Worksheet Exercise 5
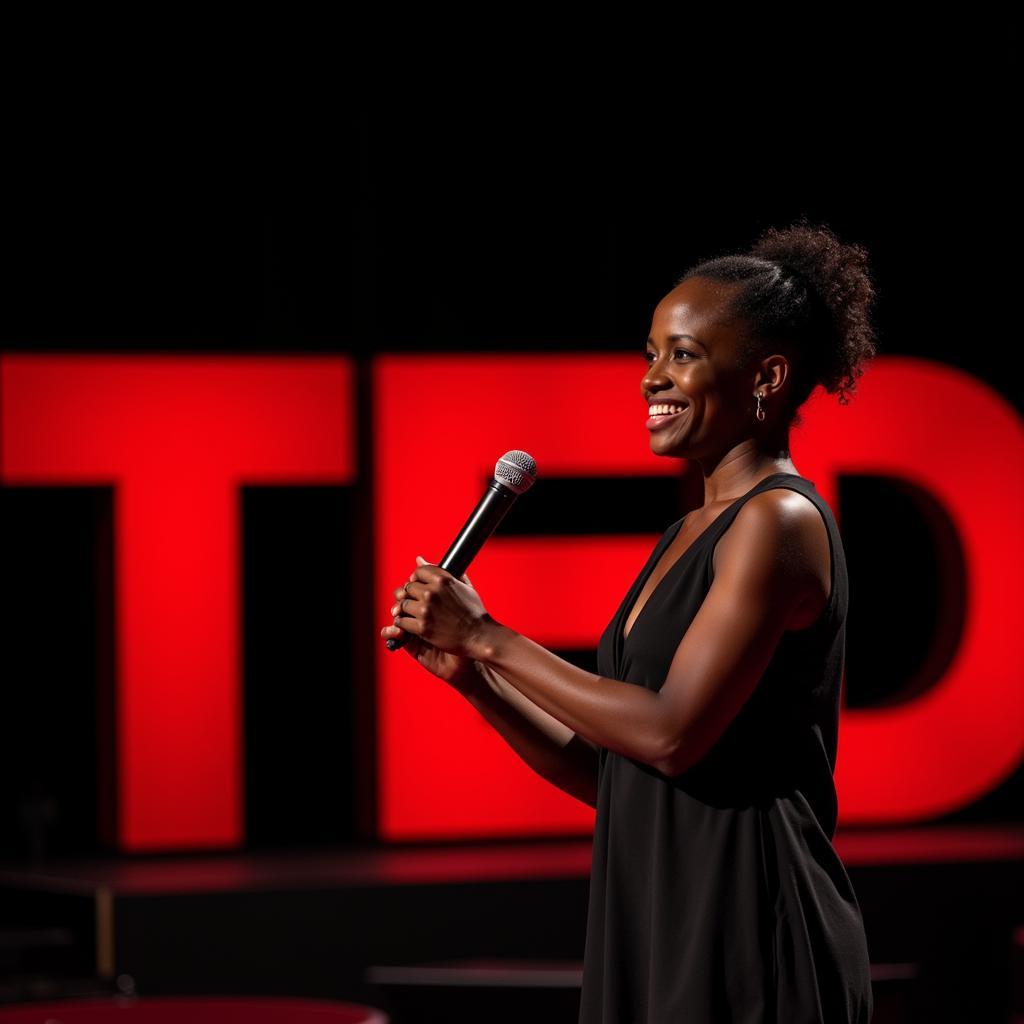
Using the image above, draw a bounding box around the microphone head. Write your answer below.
[495,450,537,495]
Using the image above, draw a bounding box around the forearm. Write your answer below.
[462,660,599,808]
[472,620,674,772]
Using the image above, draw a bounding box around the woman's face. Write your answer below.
[642,276,759,460]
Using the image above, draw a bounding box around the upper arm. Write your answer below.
[653,489,823,777]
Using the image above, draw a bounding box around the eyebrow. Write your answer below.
[646,333,707,352]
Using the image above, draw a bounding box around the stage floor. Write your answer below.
[1,824,1022,895]
[1,826,1021,1024]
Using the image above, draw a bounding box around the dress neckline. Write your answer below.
[620,473,811,645]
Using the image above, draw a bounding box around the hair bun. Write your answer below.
[772,257,810,286]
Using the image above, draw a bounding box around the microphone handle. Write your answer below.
[385,480,520,652]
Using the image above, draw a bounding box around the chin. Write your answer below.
[651,443,687,459]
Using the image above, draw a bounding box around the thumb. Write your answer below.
[417,553,470,585]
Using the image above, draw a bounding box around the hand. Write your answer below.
[380,556,487,693]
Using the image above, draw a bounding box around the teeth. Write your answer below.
[649,404,686,416]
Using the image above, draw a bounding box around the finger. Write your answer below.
[390,593,422,617]
[390,584,409,616]
[393,612,421,635]
[381,623,423,657]
[393,585,421,614]
[413,564,450,583]
[414,554,441,579]
[415,554,458,586]
[401,632,424,658]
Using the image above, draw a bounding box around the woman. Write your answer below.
[380,220,877,1023]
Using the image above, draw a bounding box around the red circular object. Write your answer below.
[0,996,389,1024]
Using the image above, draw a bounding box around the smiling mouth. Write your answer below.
[646,406,688,431]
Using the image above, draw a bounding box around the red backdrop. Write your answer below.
[2,353,1021,850]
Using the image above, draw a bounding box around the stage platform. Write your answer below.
[1,826,1021,1024]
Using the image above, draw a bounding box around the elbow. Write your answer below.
[653,709,715,777]
[653,728,689,778]
[650,691,694,777]
[655,752,687,779]
[657,725,721,778]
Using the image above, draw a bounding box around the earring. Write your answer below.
[755,392,766,422]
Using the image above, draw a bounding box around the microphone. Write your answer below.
[385,450,538,652]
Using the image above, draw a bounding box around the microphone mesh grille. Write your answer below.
[495,450,537,494]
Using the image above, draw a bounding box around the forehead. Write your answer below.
[649,277,745,346]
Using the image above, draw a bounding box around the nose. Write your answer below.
[643,356,671,392]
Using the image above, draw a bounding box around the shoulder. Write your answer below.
[739,486,826,539]
[711,486,830,602]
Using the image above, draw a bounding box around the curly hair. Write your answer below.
[675,217,879,429]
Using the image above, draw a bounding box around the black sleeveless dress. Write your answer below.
[578,473,873,1024]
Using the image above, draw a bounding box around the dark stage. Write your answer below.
[2,826,1022,1023]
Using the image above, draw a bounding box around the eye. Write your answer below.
[645,349,694,362]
